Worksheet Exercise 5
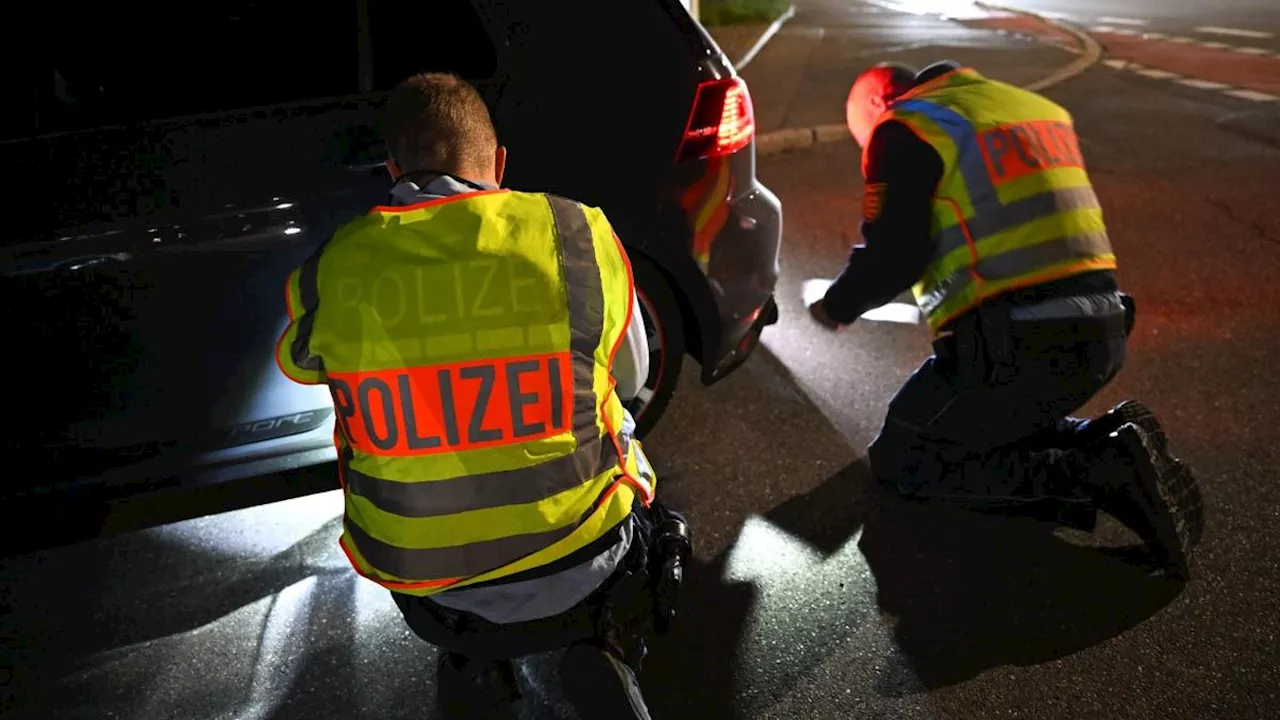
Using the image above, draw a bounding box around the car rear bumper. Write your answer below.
[699,177,782,385]
[706,293,778,383]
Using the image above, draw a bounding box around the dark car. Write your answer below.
[4,0,782,509]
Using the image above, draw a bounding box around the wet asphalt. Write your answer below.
[4,3,1280,720]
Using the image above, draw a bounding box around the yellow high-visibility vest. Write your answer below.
[868,67,1117,333]
[276,188,654,596]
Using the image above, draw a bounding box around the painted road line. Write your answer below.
[1097,16,1147,26]
[1177,78,1231,90]
[1098,59,1279,103]
[1222,88,1280,102]
[1193,26,1273,39]
[1103,30,1280,58]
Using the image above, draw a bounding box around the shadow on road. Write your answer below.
[1,447,1186,717]
[764,458,1187,695]
[860,495,1186,694]
[641,474,761,720]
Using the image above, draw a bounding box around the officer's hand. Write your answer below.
[808,298,843,330]
[803,278,842,330]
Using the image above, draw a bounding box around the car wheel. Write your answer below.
[623,255,684,439]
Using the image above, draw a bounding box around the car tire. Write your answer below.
[624,254,684,439]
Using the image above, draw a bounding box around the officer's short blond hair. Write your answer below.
[383,72,497,177]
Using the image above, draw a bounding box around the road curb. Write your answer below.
[976,2,1102,92]
[754,2,1103,157]
[736,4,798,70]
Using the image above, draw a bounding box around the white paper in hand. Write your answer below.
[802,278,833,307]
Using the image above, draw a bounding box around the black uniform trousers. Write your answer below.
[392,498,659,665]
[868,296,1131,526]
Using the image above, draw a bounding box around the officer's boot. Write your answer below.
[1079,423,1204,581]
[435,652,522,720]
[558,640,652,720]
[1074,400,1167,453]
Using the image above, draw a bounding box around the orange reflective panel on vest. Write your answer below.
[977,120,1086,186]
[328,352,574,456]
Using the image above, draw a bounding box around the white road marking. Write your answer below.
[1234,47,1273,55]
[1166,36,1197,43]
[1097,16,1147,26]
[1200,41,1231,49]
[1100,58,1277,103]
[1176,78,1230,90]
[1222,88,1280,101]
[1194,26,1274,39]
[1141,32,1167,39]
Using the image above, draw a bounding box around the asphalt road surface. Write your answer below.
[1003,0,1280,40]
[4,3,1280,720]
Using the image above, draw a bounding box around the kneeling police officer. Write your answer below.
[276,72,692,719]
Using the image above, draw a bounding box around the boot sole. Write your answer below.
[1116,404,1205,549]
[1167,459,1206,550]
[1125,425,1194,580]
[1112,401,1167,456]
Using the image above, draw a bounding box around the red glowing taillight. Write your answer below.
[675,77,756,162]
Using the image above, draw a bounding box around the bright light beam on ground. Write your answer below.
[859,302,922,324]
[803,279,921,324]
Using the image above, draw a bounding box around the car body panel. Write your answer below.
[6,0,782,502]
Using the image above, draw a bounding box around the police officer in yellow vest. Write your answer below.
[276,72,691,719]
[807,61,1204,579]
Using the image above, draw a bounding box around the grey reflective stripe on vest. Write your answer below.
[891,99,1103,256]
[290,249,325,372]
[344,435,618,517]
[934,186,1101,255]
[344,516,578,581]
[546,195,608,452]
[918,230,1112,314]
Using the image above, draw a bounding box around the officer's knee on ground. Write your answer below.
[867,430,923,498]
[865,422,936,497]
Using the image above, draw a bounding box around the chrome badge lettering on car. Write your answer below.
[224,408,333,447]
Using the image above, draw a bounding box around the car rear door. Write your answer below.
[2,1,390,496]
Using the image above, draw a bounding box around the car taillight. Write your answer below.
[675,77,756,162]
